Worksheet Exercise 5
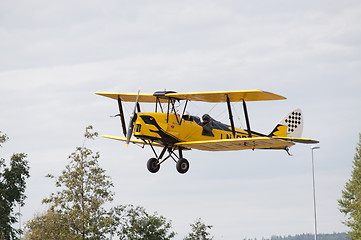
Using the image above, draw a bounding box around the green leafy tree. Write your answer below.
[0,131,30,239]
[338,133,361,239]
[25,126,175,240]
[116,205,175,240]
[184,218,213,240]
[24,209,78,240]
[26,125,117,239]
[0,131,9,147]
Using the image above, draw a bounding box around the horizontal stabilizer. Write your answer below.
[273,137,319,144]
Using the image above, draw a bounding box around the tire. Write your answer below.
[147,158,160,173]
[176,158,189,174]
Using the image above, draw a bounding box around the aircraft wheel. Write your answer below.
[147,158,160,173]
[176,158,189,174]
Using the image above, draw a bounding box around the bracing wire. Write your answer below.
[206,102,219,115]
[232,102,244,129]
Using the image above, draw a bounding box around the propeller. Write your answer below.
[126,88,141,147]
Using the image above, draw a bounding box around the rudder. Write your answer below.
[269,109,303,138]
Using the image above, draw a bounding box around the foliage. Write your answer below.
[184,218,213,240]
[0,132,30,239]
[242,232,349,240]
[0,131,9,147]
[338,133,361,239]
[269,232,349,239]
[116,205,176,240]
[24,209,79,240]
[25,125,175,240]
[26,125,116,239]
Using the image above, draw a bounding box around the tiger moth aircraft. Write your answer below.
[95,90,319,174]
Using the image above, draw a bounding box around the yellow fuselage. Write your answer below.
[134,112,262,145]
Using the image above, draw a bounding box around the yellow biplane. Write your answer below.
[95,90,319,174]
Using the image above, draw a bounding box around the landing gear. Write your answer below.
[147,158,160,173]
[146,143,190,174]
[176,158,189,174]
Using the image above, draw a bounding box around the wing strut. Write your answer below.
[226,95,236,138]
[117,96,127,137]
[179,100,189,125]
[137,102,141,113]
[242,99,252,137]
[170,99,180,124]
[166,99,170,123]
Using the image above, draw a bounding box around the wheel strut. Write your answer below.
[146,144,190,174]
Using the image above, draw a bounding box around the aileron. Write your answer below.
[166,90,286,102]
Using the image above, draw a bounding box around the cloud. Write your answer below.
[1,1,361,239]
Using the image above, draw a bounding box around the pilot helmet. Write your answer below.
[183,111,190,120]
[202,114,211,122]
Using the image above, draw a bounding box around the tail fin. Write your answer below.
[269,109,303,138]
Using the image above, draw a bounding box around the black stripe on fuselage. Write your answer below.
[139,115,180,144]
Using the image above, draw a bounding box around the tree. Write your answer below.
[24,209,79,240]
[116,205,176,240]
[184,218,213,240]
[26,125,117,239]
[0,131,30,239]
[25,125,176,239]
[338,133,361,239]
[0,131,9,147]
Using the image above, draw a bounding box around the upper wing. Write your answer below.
[166,90,286,102]
[95,92,168,103]
[175,137,294,151]
[95,90,285,103]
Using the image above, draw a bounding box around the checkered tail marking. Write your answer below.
[279,108,304,138]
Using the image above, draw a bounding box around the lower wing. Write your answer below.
[102,135,317,152]
[175,137,295,151]
[101,135,164,147]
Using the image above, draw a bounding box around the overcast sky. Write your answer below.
[1,0,361,239]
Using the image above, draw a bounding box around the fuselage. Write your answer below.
[134,112,264,146]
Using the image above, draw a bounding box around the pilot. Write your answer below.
[202,114,212,125]
[201,114,214,136]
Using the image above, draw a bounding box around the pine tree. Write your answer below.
[338,133,361,239]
